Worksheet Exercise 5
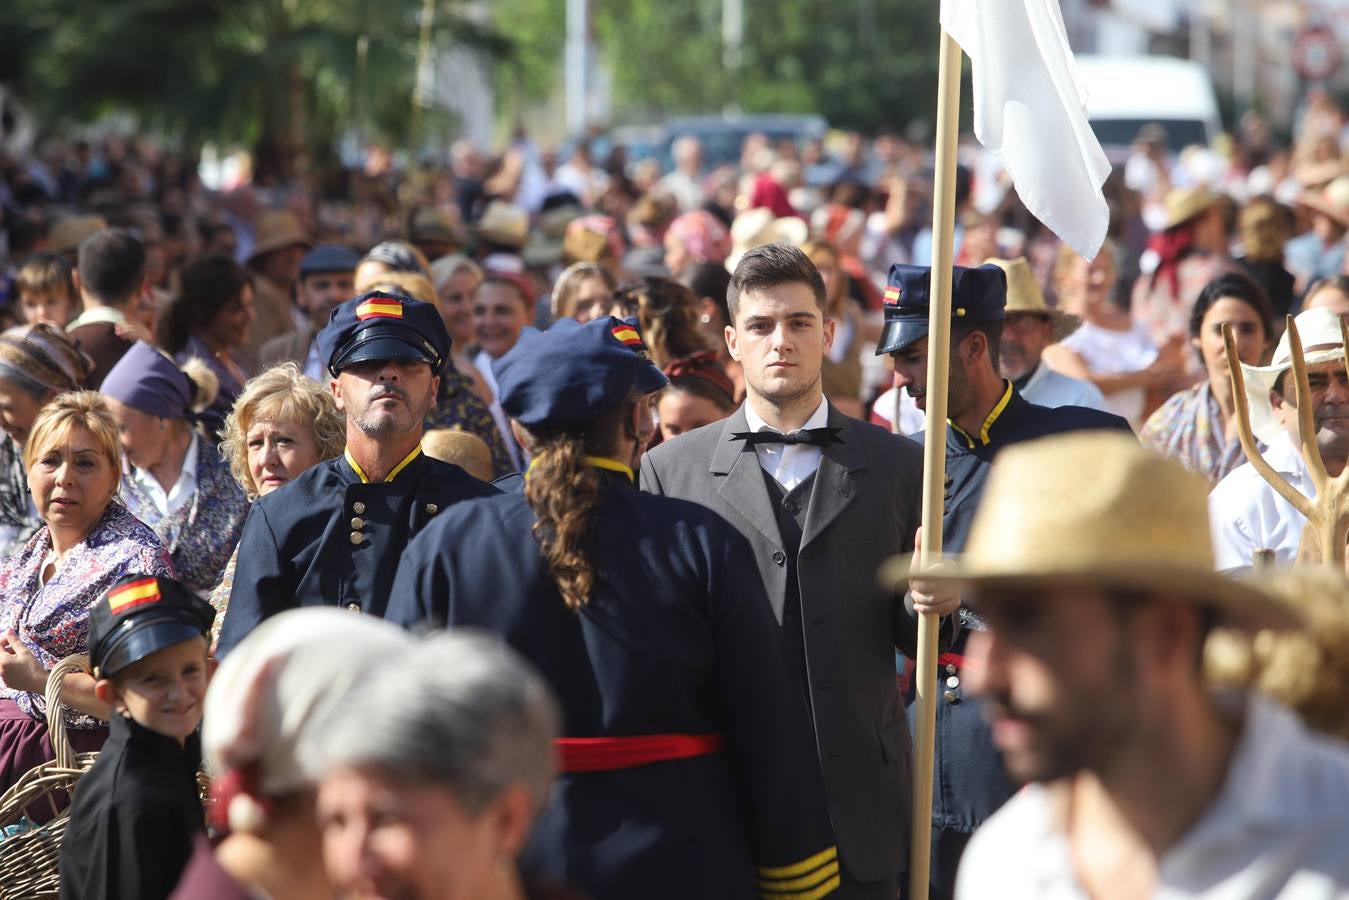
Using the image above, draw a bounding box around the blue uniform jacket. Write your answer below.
[913,384,1132,832]
[388,469,841,900]
[217,447,496,656]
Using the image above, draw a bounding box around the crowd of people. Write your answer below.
[0,91,1346,899]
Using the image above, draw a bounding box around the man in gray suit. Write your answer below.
[641,243,959,898]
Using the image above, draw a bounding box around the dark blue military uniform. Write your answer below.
[878,263,1133,898]
[217,447,495,655]
[388,317,840,900]
[216,291,498,656]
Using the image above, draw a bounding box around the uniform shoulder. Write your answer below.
[1025,399,1131,435]
[254,457,344,510]
[422,456,502,497]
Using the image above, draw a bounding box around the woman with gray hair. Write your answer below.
[313,631,585,900]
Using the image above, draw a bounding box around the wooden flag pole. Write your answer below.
[909,24,963,900]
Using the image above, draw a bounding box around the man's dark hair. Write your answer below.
[77,228,145,306]
[953,320,1004,370]
[727,242,826,322]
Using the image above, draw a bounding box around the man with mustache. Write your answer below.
[217,291,496,655]
[894,432,1349,898]
[879,263,1128,900]
[1210,306,1349,568]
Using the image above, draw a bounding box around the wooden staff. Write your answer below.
[1223,316,1349,566]
[909,24,964,900]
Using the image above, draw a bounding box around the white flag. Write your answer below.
[941,0,1111,260]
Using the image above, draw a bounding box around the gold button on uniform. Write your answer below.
[943,690,958,704]
[946,675,960,689]
[349,532,363,545]
[424,503,438,515]
[352,501,366,514]
[351,517,365,530]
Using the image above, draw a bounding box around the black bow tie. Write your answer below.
[731,427,843,448]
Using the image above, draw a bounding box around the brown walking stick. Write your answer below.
[1224,316,1349,566]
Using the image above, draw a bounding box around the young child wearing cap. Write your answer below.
[59,574,216,900]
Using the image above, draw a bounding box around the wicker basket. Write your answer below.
[0,654,98,900]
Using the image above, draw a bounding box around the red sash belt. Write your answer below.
[556,733,724,773]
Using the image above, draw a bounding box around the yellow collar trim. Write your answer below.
[524,455,635,483]
[949,381,1014,449]
[585,456,635,482]
[345,445,422,484]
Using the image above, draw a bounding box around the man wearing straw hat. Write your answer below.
[1209,305,1349,569]
[877,262,1129,900]
[242,209,311,371]
[885,432,1349,898]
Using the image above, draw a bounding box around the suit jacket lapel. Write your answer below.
[802,406,866,548]
[710,407,782,551]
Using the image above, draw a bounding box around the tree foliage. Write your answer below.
[492,0,945,133]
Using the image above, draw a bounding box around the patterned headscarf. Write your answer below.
[666,210,732,266]
[0,323,93,395]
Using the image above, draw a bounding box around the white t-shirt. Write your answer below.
[1056,320,1157,429]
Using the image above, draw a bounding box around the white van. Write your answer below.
[1073,55,1222,160]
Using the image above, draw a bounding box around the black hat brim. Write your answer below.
[332,333,441,375]
[876,317,930,355]
[98,621,207,678]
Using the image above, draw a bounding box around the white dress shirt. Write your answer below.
[743,397,830,492]
[956,694,1349,899]
[1208,431,1313,571]
[474,349,525,472]
[1020,364,1108,412]
[132,432,199,519]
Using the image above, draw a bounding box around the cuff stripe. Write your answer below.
[759,860,840,893]
[757,845,838,880]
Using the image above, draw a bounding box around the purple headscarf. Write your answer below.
[100,341,195,421]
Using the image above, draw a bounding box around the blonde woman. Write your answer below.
[210,364,345,638]
[0,392,173,792]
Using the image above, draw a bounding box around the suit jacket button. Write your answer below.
[350,531,364,545]
[352,501,366,515]
[783,501,799,514]
[351,517,365,530]
[771,550,787,566]
[425,503,439,515]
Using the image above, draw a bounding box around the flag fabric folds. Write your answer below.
[940,0,1112,260]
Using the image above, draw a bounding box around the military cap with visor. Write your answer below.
[89,574,216,679]
[876,263,1008,356]
[494,316,667,429]
[316,290,450,377]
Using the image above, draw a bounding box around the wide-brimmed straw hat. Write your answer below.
[1161,185,1222,231]
[248,210,311,261]
[986,257,1079,342]
[727,207,808,272]
[880,432,1298,632]
[1297,175,1349,231]
[1239,306,1347,446]
[476,200,530,250]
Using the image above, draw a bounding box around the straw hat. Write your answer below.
[880,432,1297,632]
[1297,175,1349,231]
[49,214,107,256]
[522,203,584,268]
[986,257,1079,342]
[726,207,809,271]
[248,210,311,261]
[407,206,466,247]
[1161,185,1222,231]
[476,200,530,250]
[1238,306,1347,446]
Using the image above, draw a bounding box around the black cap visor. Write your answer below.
[97,620,208,678]
[877,316,930,356]
[331,328,442,375]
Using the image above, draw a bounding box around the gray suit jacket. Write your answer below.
[641,403,924,883]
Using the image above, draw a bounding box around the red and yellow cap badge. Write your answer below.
[611,322,643,348]
[107,577,163,614]
[355,297,405,320]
